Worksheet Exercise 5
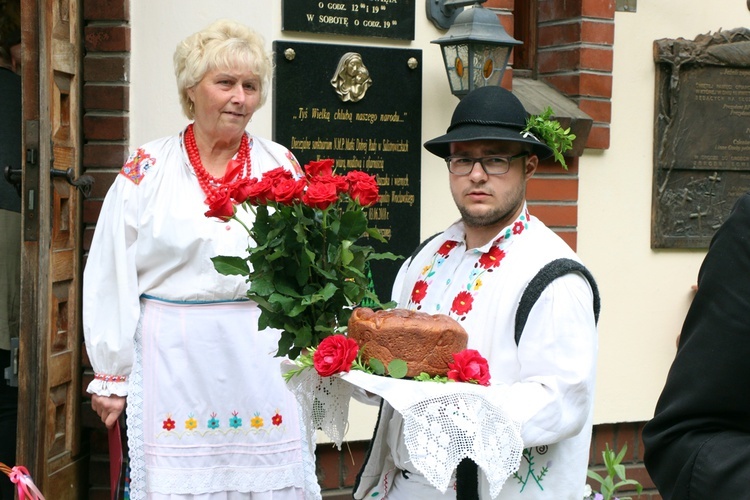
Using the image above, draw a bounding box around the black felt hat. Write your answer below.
[424,86,553,160]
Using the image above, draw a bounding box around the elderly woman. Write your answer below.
[84,20,320,499]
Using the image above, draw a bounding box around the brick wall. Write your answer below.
[81,1,131,499]
[317,422,662,499]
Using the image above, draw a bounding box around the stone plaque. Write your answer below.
[282,0,415,40]
[652,28,750,248]
[273,41,422,301]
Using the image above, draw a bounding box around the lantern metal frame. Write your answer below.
[430,1,521,99]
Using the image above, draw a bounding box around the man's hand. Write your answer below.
[91,394,126,429]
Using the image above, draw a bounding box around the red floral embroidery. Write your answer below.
[120,148,155,185]
[437,240,459,256]
[272,412,283,426]
[163,417,176,431]
[451,291,474,316]
[478,246,506,269]
[411,280,429,303]
[513,221,525,235]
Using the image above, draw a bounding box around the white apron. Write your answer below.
[127,297,309,499]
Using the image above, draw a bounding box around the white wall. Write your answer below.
[579,1,750,423]
[130,1,750,435]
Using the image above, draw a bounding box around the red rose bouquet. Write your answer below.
[210,159,399,358]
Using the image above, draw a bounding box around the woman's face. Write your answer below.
[187,66,261,142]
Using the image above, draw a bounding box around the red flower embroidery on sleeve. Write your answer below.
[478,246,506,269]
[437,241,459,256]
[411,280,429,304]
[451,291,474,316]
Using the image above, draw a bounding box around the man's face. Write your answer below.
[448,139,537,231]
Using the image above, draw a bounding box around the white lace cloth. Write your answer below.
[284,366,523,498]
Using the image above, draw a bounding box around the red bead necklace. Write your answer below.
[184,123,251,206]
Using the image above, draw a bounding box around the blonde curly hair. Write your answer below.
[173,19,272,119]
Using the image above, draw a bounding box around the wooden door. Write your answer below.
[17,0,86,496]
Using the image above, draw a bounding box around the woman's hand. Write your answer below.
[91,394,126,429]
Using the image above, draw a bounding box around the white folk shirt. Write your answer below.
[355,207,598,500]
[83,131,302,396]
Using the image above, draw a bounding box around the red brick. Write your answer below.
[582,0,616,19]
[83,143,130,169]
[580,46,613,72]
[528,203,577,227]
[84,84,129,111]
[484,0,513,8]
[83,114,128,141]
[586,124,610,149]
[539,0,580,20]
[578,98,611,122]
[316,445,342,489]
[527,177,579,202]
[538,47,580,73]
[83,199,103,224]
[82,171,118,198]
[83,0,130,21]
[538,22,581,47]
[582,19,615,45]
[579,72,612,98]
[85,26,130,52]
[536,157,579,174]
[554,230,577,250]
[83,227,95,252]
[84,55,129,83]
[540,74,581,97]
[342,441,369,486]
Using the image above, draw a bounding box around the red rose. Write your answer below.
[330,174,350,194]
[263,166,295,183]
[244,177,274,205]
[302,178,340,209]
[347,170,380,206]
[273,178,306,204]
[450,290,474,316]
[204,189,235,220]
[478,246,506,269]
[305,158,335,178]
[313,334,359,377]
[447,349,491,386]
[230,176,259,204]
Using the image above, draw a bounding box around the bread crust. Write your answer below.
[347,307,468,377]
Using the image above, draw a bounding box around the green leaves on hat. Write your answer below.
[522,107,576,169]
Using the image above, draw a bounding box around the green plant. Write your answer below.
[586,443,643,500]
[522,106,576,169]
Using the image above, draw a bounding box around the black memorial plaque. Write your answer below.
[282,0,415,40]
[652,28,750,248]
[273,41,422,301]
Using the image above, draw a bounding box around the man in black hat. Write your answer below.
[354,86,599,499]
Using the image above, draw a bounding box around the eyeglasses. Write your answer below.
[445,153,528,176]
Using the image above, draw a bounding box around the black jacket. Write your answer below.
[643,193,750,499]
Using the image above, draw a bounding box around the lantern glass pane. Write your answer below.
[468,44,511,90]
[441,43,470,96]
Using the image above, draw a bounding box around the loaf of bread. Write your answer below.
[347,307,468,377]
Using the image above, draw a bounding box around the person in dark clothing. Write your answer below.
[0,3,21,498]
[643,192,750,499]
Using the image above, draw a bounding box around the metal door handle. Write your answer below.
[3,165,22,196]
[50,167,94,198]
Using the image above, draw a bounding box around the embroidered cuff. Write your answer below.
[87,373,129,397]
[94,373,128,383]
